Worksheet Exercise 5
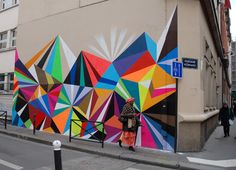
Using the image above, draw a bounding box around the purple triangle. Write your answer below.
[113,51,146,76]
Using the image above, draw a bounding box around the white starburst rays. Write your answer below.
[89,28,136,61]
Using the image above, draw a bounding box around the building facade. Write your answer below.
[13,0,231,151]
[232,41,236,100]
[0,0,19,93]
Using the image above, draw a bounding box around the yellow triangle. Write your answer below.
[73,106,87,119]
[43,127,55,133]
[143,90,175,111]
[152,65,176,89]
[39,86,47,96]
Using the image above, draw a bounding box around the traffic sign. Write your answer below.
[171,61,182,79]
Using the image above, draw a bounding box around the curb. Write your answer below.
[0,128,200,170]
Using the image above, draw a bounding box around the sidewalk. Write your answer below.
[184,121,236,169]
[0,123,235,170]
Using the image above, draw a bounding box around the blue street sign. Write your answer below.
[172,61,183,79]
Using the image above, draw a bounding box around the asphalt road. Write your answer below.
[0,133,174,170]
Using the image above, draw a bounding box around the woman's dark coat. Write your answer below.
[219,107,230,126]
[120,103,137,132]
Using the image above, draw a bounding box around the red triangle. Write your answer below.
[28,104,46,128]
[123,51,155,76]
[83,51,111,85]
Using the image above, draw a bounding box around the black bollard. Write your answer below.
[33,114,36,135]
[53,140,62,170]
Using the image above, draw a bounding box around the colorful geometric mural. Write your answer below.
[13,9,177,151]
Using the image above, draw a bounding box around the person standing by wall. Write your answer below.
[219,103,234,137]
[118,97,138,151]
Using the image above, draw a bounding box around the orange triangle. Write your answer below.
[105,116,122,129]
[122,65,155,82]
[52,108,71,134]
[25,38,54,69]
[90,89,113,118]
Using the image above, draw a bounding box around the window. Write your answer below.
[10,29,16,47]
[0,32,7,50]
[0,74,4,90]
[1,0,18,10]
[0,74,4,81]
[8,72,13,90]
[13,0,18,5]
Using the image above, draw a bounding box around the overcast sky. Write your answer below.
[230,1,236,40]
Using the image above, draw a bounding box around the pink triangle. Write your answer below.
[141,115,157,148]
[20,86,38,101]
[15,50,19,61]
[48,85,62,115]
[152,88,175,98]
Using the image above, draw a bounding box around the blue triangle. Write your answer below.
[95,64,119,90]
[17,117,24,127]
[158,64,171,75]
[63,109,73,133]
[84,122,95,136]
[45,37,59,74]
[121,79,140,110]
[114,33,148,62]
[158,48,178,63]
[12,109,19,126]
[145,33,157,61]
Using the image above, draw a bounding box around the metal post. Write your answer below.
[69,120,72,142]
[53,140,62,170]
[102,122,104,148]
[33,113,36,135]
[4,111,7,129]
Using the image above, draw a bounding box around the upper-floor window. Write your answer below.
[0,73,4,81]
[0,32,7,50]
[1,0,18,10]
[10,29,16,47]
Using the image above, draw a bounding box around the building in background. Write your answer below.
[0,0,19,93]
[8,0,232,152]
[231,40,236,100]
[220,0,232,106]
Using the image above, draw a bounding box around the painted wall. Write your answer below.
[13,0,178,151]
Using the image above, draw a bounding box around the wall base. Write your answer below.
[177,112,218,152]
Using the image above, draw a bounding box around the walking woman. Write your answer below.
[219,103,234,137]
[118,97,138,151]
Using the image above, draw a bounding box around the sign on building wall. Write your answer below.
[171,61,183,79]
[182,58,198,69]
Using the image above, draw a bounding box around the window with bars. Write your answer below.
[10,29,16,47]
[1,0,18,10]
[0,74,4,90]
[8,72,14,90]
[0,32,7,50]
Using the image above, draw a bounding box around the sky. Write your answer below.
[230,1,236,40]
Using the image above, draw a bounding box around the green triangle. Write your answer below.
[141,66,156,81]
[71,112,82,136]
[139,82,150,112]
[24,119,32,128]
[15,71,37,85]
[51,37,62,82]
[80,55,85,86]
[58,86,71,105]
